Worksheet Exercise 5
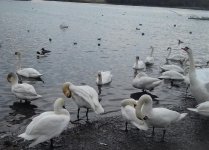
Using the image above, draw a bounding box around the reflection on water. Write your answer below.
[8,102,37,125]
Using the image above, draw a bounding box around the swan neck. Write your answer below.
[166,48,171,59]
[150,47,154,56]
[187,50,196,76]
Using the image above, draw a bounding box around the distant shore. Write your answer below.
[44,0,209,11]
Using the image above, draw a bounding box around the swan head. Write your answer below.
[98,71,102,78]
[121,99,137,108]
[54,98,65,110]
[15,51,21,58]
[136,56,139,60]
[7,72,18,83]
[62,82,72,98]
[181,47,190,53]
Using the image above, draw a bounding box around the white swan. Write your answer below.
[15,52,42,78]
[187,101,209,117]
[18,98,70,148]
[166,47,187,64]
[7,72,42,102]
[145,46,154,65]
[135,94,187,140]
[132,72,162,92]
[133,56,146,71]
[121,99,148,131]
[62,82,104,120]
[182,47,209,103]
[159,70,185,81]
[96,71,113,85]
[160,64,184,73]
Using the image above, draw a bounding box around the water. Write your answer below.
[0,0,209,134]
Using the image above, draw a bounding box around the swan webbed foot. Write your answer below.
[77,108,80,120]
[125,122,128,132]
[161,129,166,142]
[86,108,89,121]
[152,127,155,136]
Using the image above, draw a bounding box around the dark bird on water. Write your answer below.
[49,38,52,42]
[178,39,184,45]
[98,43,101,46]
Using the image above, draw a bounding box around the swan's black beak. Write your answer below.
[63,105,66,109]
[143,116,148,120]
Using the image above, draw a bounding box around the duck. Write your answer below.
[18,98,70,148]
[7,72,42,102]
[133,56,146,71]
[166,47,187,64]
[132,72,162,92]
[145,46,154,65]
[121,99,148,131]
[160,64,184,73]
[96,71,113,85]
[62,82,104,121]
[15,52,43,78]
[182,47,209,103]
[135,94,187,140]
[41,48,51,54]
[187,101,209,117]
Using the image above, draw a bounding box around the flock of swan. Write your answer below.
[5,45,209,148]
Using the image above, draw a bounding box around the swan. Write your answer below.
[18,98,70,148]
[135,94,187,140]
[15,52,42,78]
[159,70,185,81]
[121,99,148,131]
[62,82,104,121]
[166,47,187,64]
[160,64,184,73]
[96,71,113,85]
[132,72,162,92]
[187,101,209,117]
[7,72,42,102]
[182,47,209,103]
[133,56,146,71]
[145,46,154,65]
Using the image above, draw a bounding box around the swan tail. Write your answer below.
[29,136,48,147]
[131,121,148,131]
[177,113,188,121]
[187,108,198,112]
[95,104,104,114]
[153,80,162,86]
[18,133,35,141]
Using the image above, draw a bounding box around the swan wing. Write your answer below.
[17,68,42,77]
[72,85,104,113]
[13,83,38,96]
[25,114,69,136]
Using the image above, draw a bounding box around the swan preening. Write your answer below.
[133,56,146,71]
[145,46,154,65]
[15,52,42,78]
[18,98,70,147]
[132,72,162,91]
[96,71,113,85]
[62,82,104,120]
[121,99,148,131]
[135,94,187,140]
[187,101,209,117]
[7,72,42,102]
[182,47,209,103]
